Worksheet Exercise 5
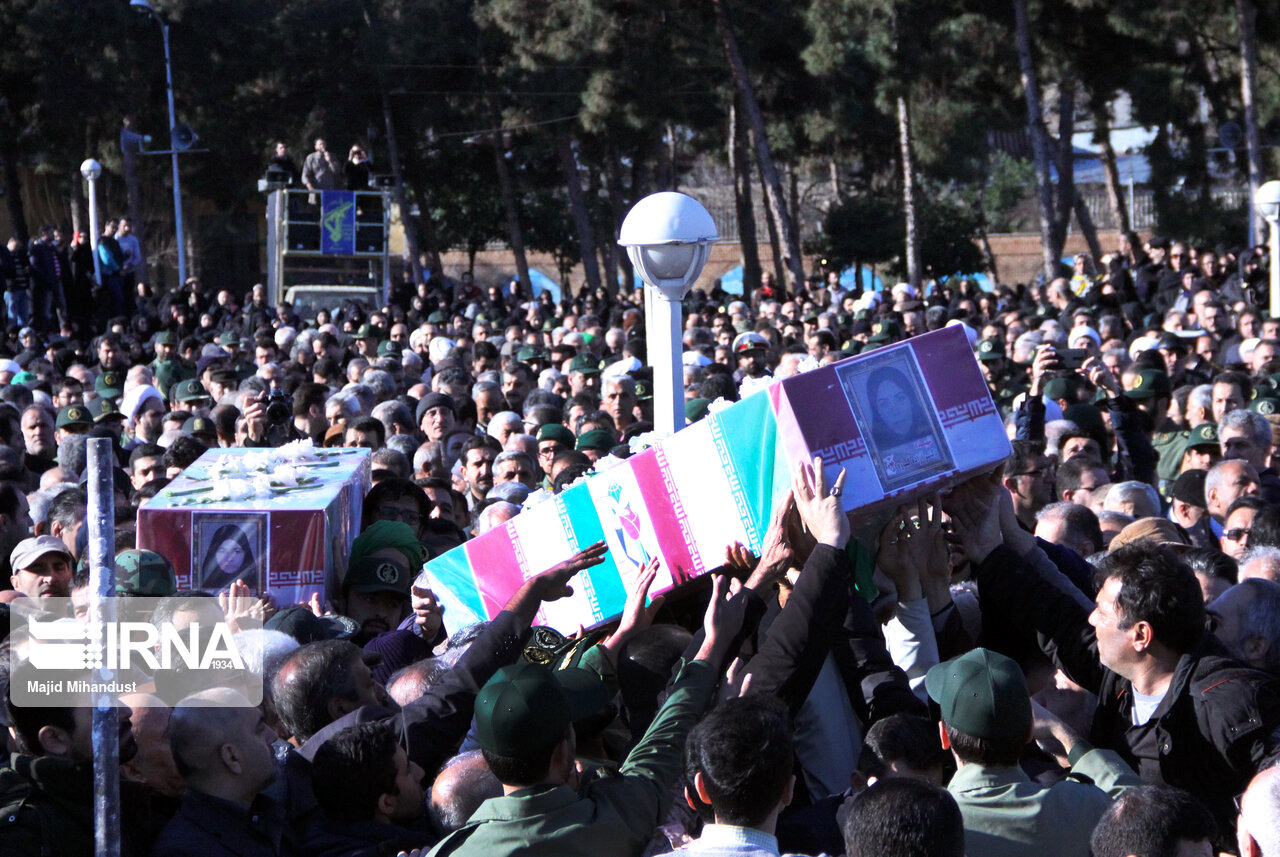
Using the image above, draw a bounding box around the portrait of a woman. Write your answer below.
[842,356,953,491]
[196,519,263,592]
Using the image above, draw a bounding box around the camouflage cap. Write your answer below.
[115,549,178,597]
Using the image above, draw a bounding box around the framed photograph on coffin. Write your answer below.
[191,512,268,593]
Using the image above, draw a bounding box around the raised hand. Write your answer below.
[507,541,609,621]
[603,558,666,659]
[878,494,944,602]
[696,574,749,666]
[793,456,849,549]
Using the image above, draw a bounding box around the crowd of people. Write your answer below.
[0,230,1279,857]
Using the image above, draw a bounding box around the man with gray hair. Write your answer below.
[325,390,362,426]
[1239,547,1280,584]
[360,368,397,402]
[1034,502,1103,559]
[486,411,522,447]
[1220,408,1280,503]
[371,399,415,440]
[154,688,284,857]
[1205,458,1261,532]
[1102,481,1161,520]
[1238,765,1280,857]
[476,500,521,535]
[1209,579,1280,675]
[1186,384,1214,427]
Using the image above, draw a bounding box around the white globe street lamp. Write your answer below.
[80,159,103,286]
[1256,180,1280,319]
[619,192,720,434]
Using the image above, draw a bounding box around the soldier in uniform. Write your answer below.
[976,337,1025,416]
[149,331,195,399]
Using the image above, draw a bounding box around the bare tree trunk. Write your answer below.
[829,156,842,201]
[555,127,602,295]
[711,0,806,294]
[393,134,442,280]
[1072,191,1103,262]
[1051,83,1075,256]
[380,89,424,288]
[605,149,630,294]
[757,157,786,289]
[69,186,83,237]
[730,101,762,296]
[489,120,530,297]
[898,94,922,289]
[975,151,999,278]
[1238,0,1264,245]
[1012,0,1057,281]
[1095,107,1130,235]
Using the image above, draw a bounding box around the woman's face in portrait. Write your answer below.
[876,379,913,437]
[215,539,245,575]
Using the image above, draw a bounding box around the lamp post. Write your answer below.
[1256,180,1280,318]
[131,0,187,288]
[618,192,720,434]
[80,159,103,286]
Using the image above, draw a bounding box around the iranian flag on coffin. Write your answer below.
[421,325,1009,633]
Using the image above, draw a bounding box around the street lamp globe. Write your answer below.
[1256,180,1280,222]
[80,159,102,181]
[618,192,720,299]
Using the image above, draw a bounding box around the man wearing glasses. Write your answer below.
[1002,439,1055,530]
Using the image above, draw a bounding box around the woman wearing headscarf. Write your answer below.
[198,523,259,592]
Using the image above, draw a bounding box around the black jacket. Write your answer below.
[975,544,1280,838]
[268,608,529,844]
[152,788,291,857]
[305,817,432,857]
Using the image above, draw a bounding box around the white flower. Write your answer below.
[627,430,669,453]
[210,479,256,502]
[243,451,276,473]
[251,475,276,496]
[271,464,300,487]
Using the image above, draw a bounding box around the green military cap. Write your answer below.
[175,378,212,403]
[569,354,601,375]
[209,368,238,385]
[56,404,92,430]
[426,311,446,324]
[542,318,557,333]
[377,340,398,358]
[867,319,902,343]
[803,311,819,324]
[10,371,36,387]
[356,323,378,341]
[115,550,178,597]
[976,337,1005,362]
[1184,423,1219,451]
[88,397,124,424]
[474,661,609,756]
[217,331,241,347]
[536,424,575,446]
[343,556,411,598]
[516,346,542,363]
[1124,369,1172,400]
[154,331,176,346]
[184,416,217,438]
[95,371,123,400]
[1251,396,1280,416]
[575,429,617,452]
[1044,375,1085,401]
[631,370,653,401]
[685,398,711,423]
[925,647,1031,742]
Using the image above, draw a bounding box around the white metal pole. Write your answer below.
[162,21,187,289]
[87,177,102,286]
[1269,217,1279,320]
[648,287,685,435]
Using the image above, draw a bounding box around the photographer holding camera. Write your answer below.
[242,388,303,448]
